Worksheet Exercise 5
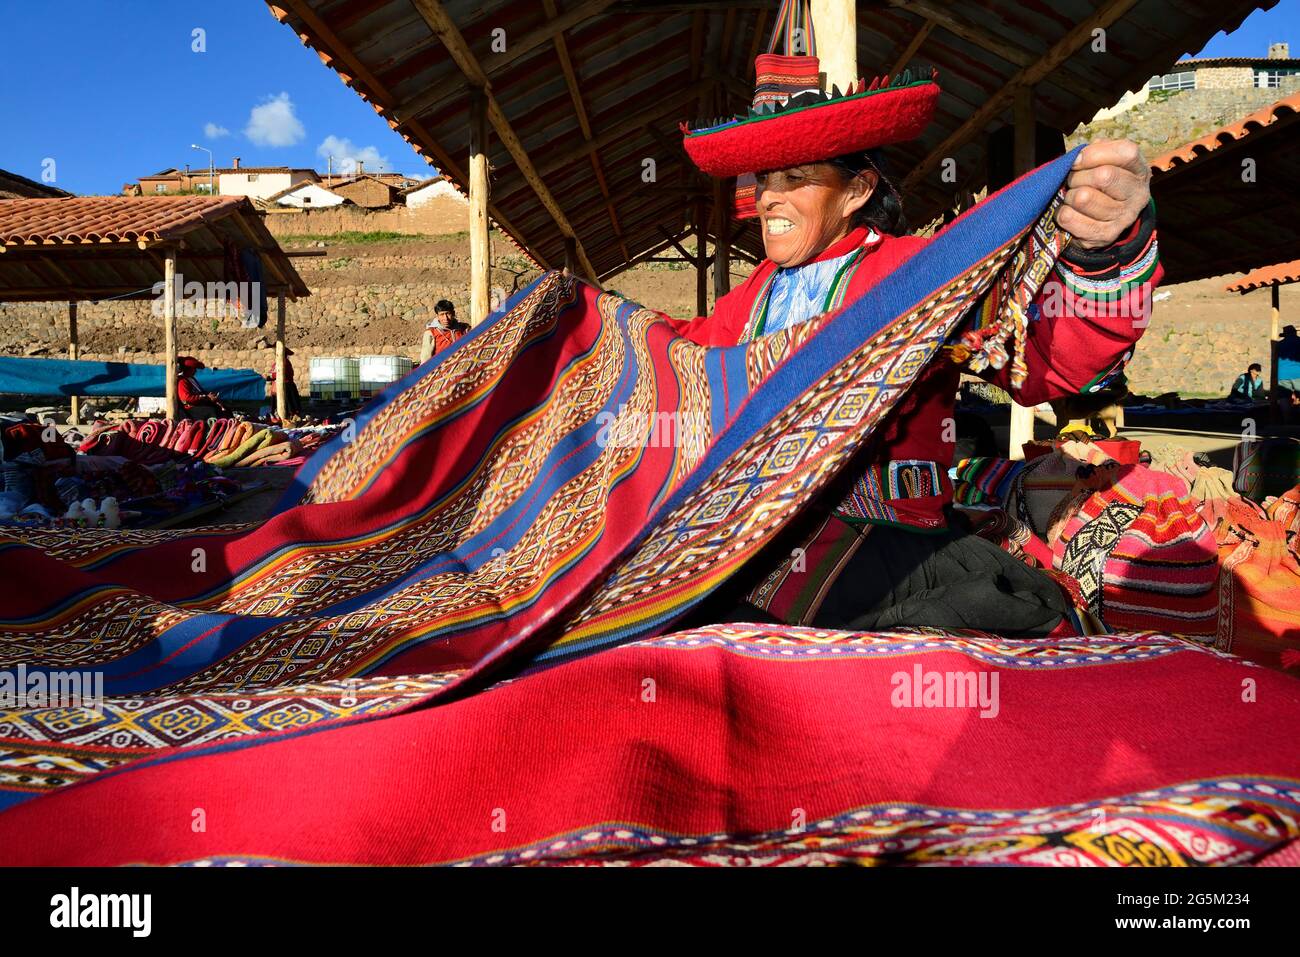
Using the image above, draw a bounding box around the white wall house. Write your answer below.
[403,177,467,208]
[270,181,347,208]
[215,163,320,201]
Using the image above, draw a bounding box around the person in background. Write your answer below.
[420,299,470,362]
[267,348,302,418]
[1276,326,1300,423]
[1229,363,1264,402]
[176,356,228,419]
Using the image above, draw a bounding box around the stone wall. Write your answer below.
[263,196,469,238]
[1069,75,1300,157]
[1196,66,1257,90]
[0,232,1289,402]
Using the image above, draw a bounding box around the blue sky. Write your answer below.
[0,0,423,195]
[0,0,1297,196]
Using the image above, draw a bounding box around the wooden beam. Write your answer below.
[543,0,630,264]
[409,0,600,283]
[656,224,699,265]
[896,0,1032,67]
[694,197,708,315]
[68,301,80,426]
[393,0,619,123]
[891,1,1113,104]
[887,18,936,77]
[902,0,1141,196]
[599,234,679,281]
[713,176,731,298]
[164,248,178,421]
[608,1,775,11]
[469,90,492,325]
[536,79,714,179]
[275,293,288,421]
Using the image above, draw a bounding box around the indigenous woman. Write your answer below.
[668,61,1159,638]
[175,355,228,420]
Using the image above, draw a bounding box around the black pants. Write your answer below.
[694,514,1070,638]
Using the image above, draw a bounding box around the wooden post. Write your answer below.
[563,236,577,276]
[1008,85,1035,460]
[713,177,731,300]
[1271,282,1282,420]
[468,89,491,326]
[67,301,80,425]
[164,248,178,421]
[810,0,857,90]
[694,197,708,316]
[275,293,288,421]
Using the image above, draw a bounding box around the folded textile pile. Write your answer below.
[80,417,304,468]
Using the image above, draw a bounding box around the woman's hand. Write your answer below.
[1058,139,1151,250]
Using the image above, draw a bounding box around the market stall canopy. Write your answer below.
[1225,259,1300,294]
[0,196,310,302]
[1150,91,1300,285]
[265,0,1274,279]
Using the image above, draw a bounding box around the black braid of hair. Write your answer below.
[828,149,907,236]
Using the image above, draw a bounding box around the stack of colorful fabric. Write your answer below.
[80,418,303,468]
[2,153,1297,867]
[1051,465,1219,637]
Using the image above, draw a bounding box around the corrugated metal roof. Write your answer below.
[0,196,310,300]
[1226,259,1300,293]
[1149,89,1300,284]
[265,0,1278,281]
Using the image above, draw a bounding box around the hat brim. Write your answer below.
[683,80,939,178]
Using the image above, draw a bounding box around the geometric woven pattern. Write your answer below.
[3,623,1298,866]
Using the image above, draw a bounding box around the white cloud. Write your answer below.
[317,135,391,175]
[244,92,305,147]
[203,122,230,139]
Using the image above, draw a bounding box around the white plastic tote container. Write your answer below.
[309,356,361,400]
[358,355,414,398]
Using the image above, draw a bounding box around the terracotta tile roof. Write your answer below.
[0,196,248,246]
[212,167,320,176]
[0,196,311,301]
[1226,259,1300,293]
[1150,92,1300,173]
[1170,56,1300,68]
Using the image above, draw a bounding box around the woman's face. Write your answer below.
[755,163,877,267]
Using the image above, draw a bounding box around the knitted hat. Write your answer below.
[682,66,939,180]
[1052,464,1219,635]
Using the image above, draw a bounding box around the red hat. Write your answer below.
[682,62,939,180]
[177,355,205,370]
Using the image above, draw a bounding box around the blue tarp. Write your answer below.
[0,357,266,400]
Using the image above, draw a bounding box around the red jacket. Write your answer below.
[176,373,208,409]
[664,216,1160,531]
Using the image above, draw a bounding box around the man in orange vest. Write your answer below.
[420,299,469,363]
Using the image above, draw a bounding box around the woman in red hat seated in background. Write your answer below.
[175,355,229,420]
[667,63,1159,639]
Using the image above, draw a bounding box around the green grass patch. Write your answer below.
[285,231,425,245]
